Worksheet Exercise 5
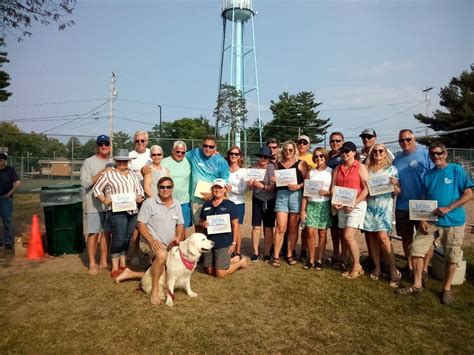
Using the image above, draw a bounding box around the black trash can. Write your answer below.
[40,185,84,256]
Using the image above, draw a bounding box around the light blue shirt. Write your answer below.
[161,156,191,204]
[423,163,473,227]
[186,148,230,202]
[393,146,434,210]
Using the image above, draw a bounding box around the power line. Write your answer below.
[0,98,107,107]
[41,100,109,134]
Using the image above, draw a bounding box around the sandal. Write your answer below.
[389,270,402,288]
[343,267,365,279]
[271,257,281,267]
[395,286,423,295]
[441,290,454,305]
[315,261,323,271]
[286,256,297,266]
[370,271,380,281]
[303,261,315,270]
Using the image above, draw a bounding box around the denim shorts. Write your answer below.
[274,189,302,213]
[234,203,245,224]
[86,212,111,234]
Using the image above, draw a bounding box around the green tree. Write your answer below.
[66,136,81,158]
[213,84,248,144]
[1,0,76,42]
[149,117,216,141]
[76,138,97,159]
[263,91,331,144]
[113,131,132,153]
[0,38,11,102]
[414,65,474,148]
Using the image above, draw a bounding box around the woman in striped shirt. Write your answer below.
[94,149,145,278]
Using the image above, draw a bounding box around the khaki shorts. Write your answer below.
[338,201,367,229]
[203,246,231,270]
[192,201,204,226]
[410,224,464,263]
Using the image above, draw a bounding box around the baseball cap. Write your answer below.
[96,135,110,145]
[297,135,310,144]
[0,153,7,160]
[359,128,376,137]
[212,178,226,188]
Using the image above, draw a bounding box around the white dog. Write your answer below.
[140,233,214,306]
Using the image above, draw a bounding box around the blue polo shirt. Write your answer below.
[393,146,433,210]
[423,163,473,227]
[186,148,230,203]
[199,199,237,249]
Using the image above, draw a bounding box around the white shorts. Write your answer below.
[338,201,367,229]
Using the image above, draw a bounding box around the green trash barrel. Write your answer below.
[40,185,84,256]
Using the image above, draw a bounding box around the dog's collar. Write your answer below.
[179,248,196,271]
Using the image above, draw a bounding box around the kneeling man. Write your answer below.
[119,177,184,305]
[396,143,473,305]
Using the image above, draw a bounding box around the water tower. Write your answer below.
[218,0,262,146]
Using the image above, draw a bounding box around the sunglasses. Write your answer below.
[268,145,278,149]
[398,137,413,143]
[135,139,146,144]
[429,151,444,157]
[97,142,110,147]
[330,139,342,143]
[151,153,162,157]
[158,185,173,190]
[373,149,385,154]
[297,141,308,145]
[174,151,186,155]
[203,144,215,149]
[228,152,240,157]
[314,154,325,159]
[361,135,374,140]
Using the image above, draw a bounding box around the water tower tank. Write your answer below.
[222,0,254,22]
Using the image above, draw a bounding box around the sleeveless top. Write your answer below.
[335,160,362,195]
[276,160,304,191]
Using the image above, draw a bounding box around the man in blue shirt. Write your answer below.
[186,135,230,232]
[396,143,473,305]
[393,129,434,278]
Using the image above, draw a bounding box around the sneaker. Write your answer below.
[250,254,259,262]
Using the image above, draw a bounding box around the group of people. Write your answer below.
[80,128,472,306]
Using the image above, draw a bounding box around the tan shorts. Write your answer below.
[338,201,367,229]
[191,201,204,226]
[410,224,464,263]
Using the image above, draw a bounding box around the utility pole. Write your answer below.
[109,72,117,155]
[157,105,162,143]
[422,87,433,137]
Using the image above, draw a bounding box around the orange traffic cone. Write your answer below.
[26,215,44,260]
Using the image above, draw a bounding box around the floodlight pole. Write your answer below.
[109,72,117,155]
[422,87,433,136]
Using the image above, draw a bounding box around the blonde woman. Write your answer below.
[363,143,402,287]
[225,146,247,258]
[300,147,333,270]
[272,140,308,267]
[143,145,169,198]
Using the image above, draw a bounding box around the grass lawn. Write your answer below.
[0,194,473,353]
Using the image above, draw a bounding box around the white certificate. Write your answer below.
[331,186,358,208]
[111,192,137,212]
[409,200,438,221]
[206,214,232,234]
[275,168,297,187]
[245,168,266,181]
[194,180,213,199]
[303,179,323,198]
[367,174,394,196]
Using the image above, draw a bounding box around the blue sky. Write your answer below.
[1,0,473,144]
